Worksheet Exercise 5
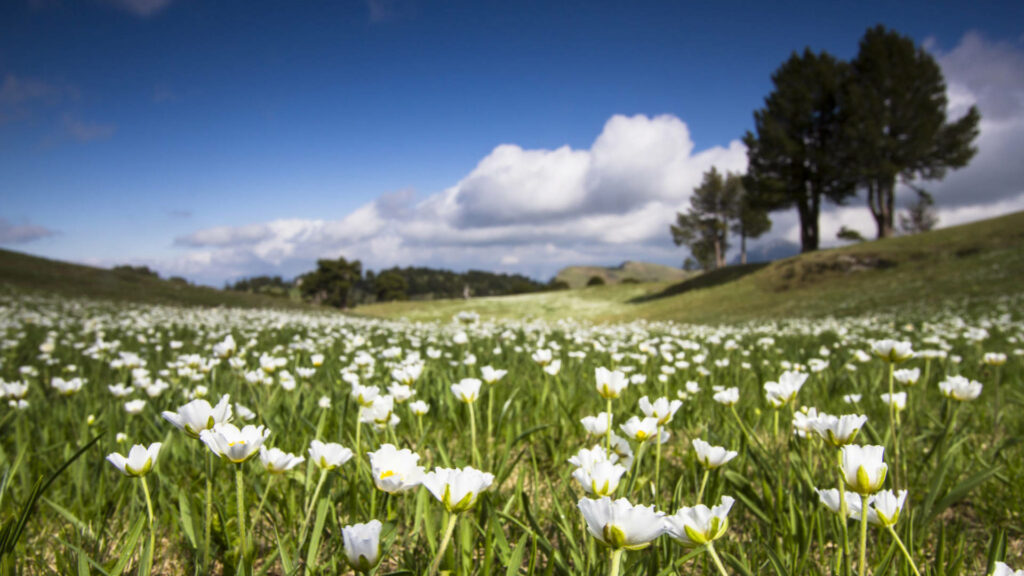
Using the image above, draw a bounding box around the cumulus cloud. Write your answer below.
[164,114,746,283]
[0,219,58,245]
[161,32,1024,285]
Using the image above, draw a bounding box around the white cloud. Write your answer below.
[160,33,1024,285]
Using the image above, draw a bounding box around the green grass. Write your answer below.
[555,260,694,289]
[358,211,1024,323]
[0,248,312,310]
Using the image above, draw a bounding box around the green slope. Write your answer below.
[357,210,1024,323]
[555,260,694,288]
[0,248,312,310]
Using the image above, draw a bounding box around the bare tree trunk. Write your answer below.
[740,232,747,265]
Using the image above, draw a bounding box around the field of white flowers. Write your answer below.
[0,291,1021,576]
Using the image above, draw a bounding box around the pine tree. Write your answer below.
[845,25,980,238]
[744,49,856,252]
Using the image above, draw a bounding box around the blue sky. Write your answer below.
[2,0,1024,284]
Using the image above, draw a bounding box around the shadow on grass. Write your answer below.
[629,262,770,303]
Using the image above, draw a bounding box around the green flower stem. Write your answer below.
[203,450,213,572]
[654,424,663,505]
[836,450,851,576]
[607,548,624,576]
[605,397,613,455]
[886,525,921,576]
[858,493,869,576]
[236,466,247,571]
[628,441,649,498]
[468,401,480,468]
[887,363,900,490]
[253,475,275,527]
[706,542,730,576]
[355,413,363,479]
[140,476,156,572]
[428,512,459,576]
[773,409,779,437]
[730,405,764,451]
[697,468,710,505]
[299,469,328,550]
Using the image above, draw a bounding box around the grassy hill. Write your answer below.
[0,248,312,310]
[356,210,1024,323]
[555,260,694,288]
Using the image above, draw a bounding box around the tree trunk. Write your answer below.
[868,179,896,239]
[713,238,722,270]
[797,199,819,253]
[740,231,748,265]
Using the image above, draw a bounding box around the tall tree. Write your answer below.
[729,178,772,264]
[845,25,980,238]
[671,167,738,269]
[744,49,856,252]
[299,257,362,308]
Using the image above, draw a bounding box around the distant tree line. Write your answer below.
[673,25,978,266]
[247,258,557,309]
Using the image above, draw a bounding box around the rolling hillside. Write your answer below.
[357,210,1024,323]
[555,260,694,288]
[0,248,312,310]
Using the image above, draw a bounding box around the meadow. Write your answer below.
[0,285,1022,576]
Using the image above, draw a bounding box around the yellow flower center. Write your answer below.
[380,470,395,479]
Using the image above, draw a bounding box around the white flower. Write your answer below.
[235,403,256,421]
[808,413,868,447]
[308,440,354,471]
[318,395,332,409]
[531,349,553,366]
[259,447,305,474]
[422,466,494,512]
[409,400,430,416]
[568,446,613,470]
[880,392,906,411]
[124,399,147,415]
[481,366,507,383]
[619,416,660,443]
[581,412,612,436]
[638,396,681,426]
[859,489,907,527]
[814,488,852,517]
[713,387,739,406]
[106,443,161,477]
[893,368,920,386]
[543,359,562,376]
[352,385,380,408]
[983,352,1007,367]
[763,371,808,408]
[572,460,627,497]
[871,340,914,363]
[342,519,383,573]
[691,439,737,469]
[200,423,270,463]
[368,444,425,493]
[51,377,85,396]
[840,444,887,495]
[577,497,665,550]
[451,378,482,403]
[994,562,1024,576]
[663,496,735,547]
[108,383,133,397]
[938,375,982,401]
[842,394,862,404]
[162,394,233,439]
[595,367,629,399]
[361,395,397,428]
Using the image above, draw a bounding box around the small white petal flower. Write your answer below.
[308,440,354,471]
[692,439,737,469]
[342,519,383,573]
[663,496,735,547]
[106,442,161,477]
[578,496,665,550]
[259,446,305,474]
[200,423,270,464]
[368,444,424,493]
[422,466,494,512]
[840,444,887,495]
